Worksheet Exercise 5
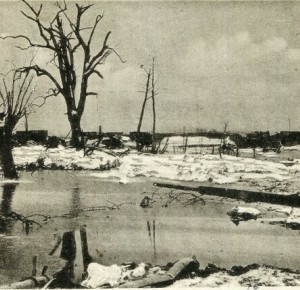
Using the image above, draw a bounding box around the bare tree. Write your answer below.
[223,120,229,133]
[137,67,151,134]
[24,108,29,131]
[136,66,151,151]
[0,70,52,179]
[136,58,158,153]
[2,0,124,148]
[150,57,158,153]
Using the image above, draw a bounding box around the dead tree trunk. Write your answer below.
[151,58,157,153]
[68,112,83,149]
[0,183,17,234]
[0,143,18,179]
[24,109,29,132]
[0,70,50,179]
[0,127,18,179]
[223,121,229,133]
[136,70,151,151]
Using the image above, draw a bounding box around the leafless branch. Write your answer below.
[0,35,53,50]
[109,47,126,63]
[105,200,134,210]
[28,88,59,110]
[91,69,103,79]
[17,65,62,93]
[88,14,104,47]
[87,31,111,71]
[0,69,16,77]
[50,0,67,25]
[0,89,6,112]
[86,92,98,96]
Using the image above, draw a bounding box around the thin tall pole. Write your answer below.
[151,58,156,153]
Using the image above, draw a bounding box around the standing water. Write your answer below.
[0,170,299,284]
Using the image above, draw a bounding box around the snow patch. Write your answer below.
[10,145,119,170]
[284,145,300,151]
[229,206,261,216]
[90,153,291,184]
[172,265,300,287]
[0,179,33,184]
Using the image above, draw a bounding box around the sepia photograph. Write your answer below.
[1,0,300,288]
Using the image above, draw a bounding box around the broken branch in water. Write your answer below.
[0,200,135,234]
[79,201,134,212]
[182,192,206,206]
[161,189,206,208]
[150,188,163,200]
[140,188,208,208]
[105,200,135,210]
[26,213,52,221]
[0,211,43,233]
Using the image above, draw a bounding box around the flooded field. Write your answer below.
[0,170,300,284]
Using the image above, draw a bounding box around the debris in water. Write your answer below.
[140,196,153,208]
[227,206,261,226]
[81,263,124,288]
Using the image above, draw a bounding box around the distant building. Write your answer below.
[279,131,300,146]
[158,135,236,154]
[15,130,48,144]
[106,132,123,137]
[83,131,99,139]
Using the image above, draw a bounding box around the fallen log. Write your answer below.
[153,182,300,208]
[0,276,49,289]
[119,257,199,288]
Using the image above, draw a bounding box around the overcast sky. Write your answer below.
[1,1,300,135]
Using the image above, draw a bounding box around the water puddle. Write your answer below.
[0,171,299,285]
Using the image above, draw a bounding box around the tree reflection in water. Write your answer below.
[68,185,82,231]
[0,183,17,234]
[147,220,157,262]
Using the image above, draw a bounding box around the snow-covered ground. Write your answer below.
[3,145,299,185]
[283,145,300,151]
[91,153,291,184]
[80,260,300,288]
[5,145,300,187]
[172,264,300,287]
[12,145,119,170]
